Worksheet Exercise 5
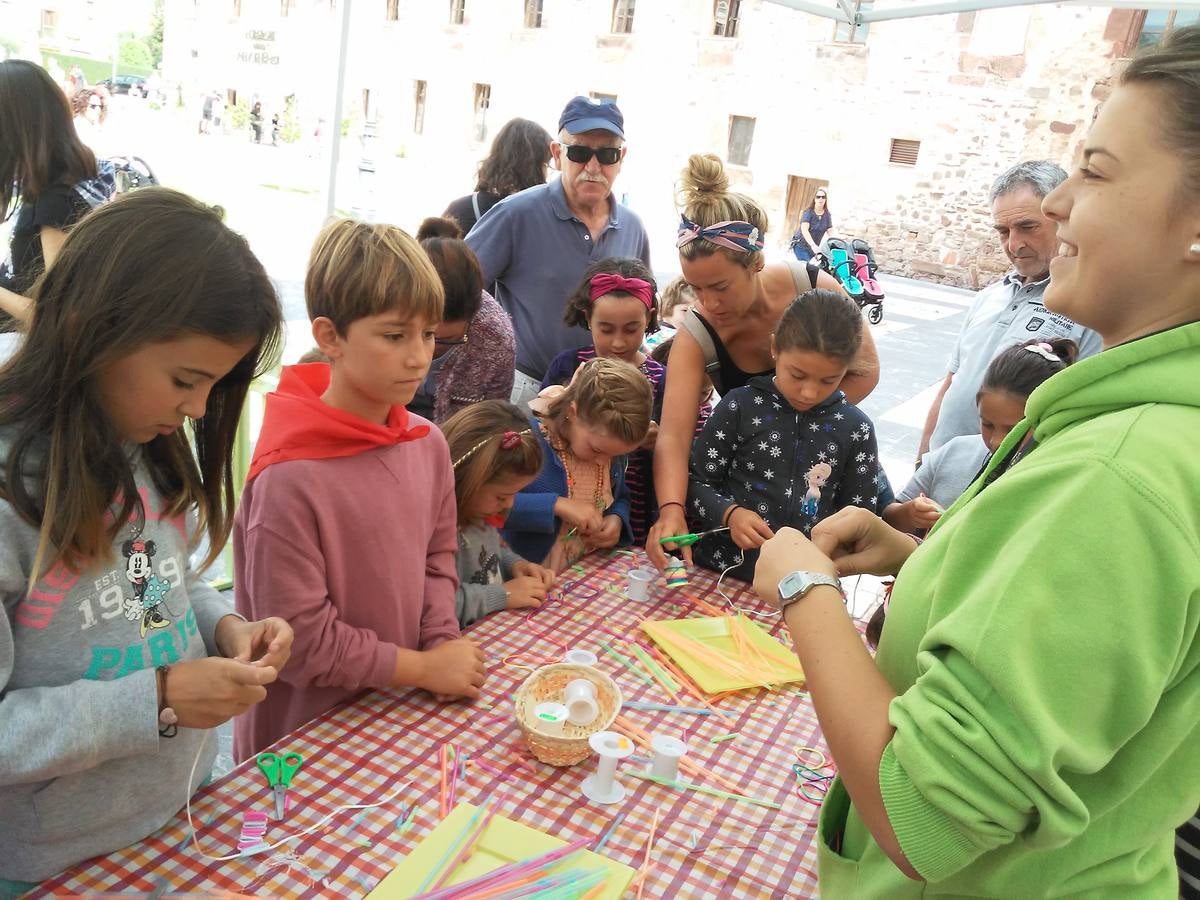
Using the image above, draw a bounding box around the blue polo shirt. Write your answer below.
[465,178,651,380]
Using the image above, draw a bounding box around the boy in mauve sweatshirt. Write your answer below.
[233,220,487,760]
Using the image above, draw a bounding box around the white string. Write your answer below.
[184,730,410,861]
[714,548,780,620]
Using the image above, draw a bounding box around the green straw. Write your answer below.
[627,771,782,810]
[630,644,680,693]
[710,732,740,744]
[600,642,656,687]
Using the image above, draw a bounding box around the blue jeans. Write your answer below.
[792,243,814,262]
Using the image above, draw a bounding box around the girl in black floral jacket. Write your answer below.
[687,290,883,580]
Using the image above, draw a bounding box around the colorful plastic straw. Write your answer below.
[593,810,626,852]
[630,644,680,697]
[621,700,712,716]
[599,642,657,687]
[439,744,448,819]
[640,642,730,718]
[613,715,744,795]
[429,797,499,892]
[413,840,590,900]
[413,801,491,895]
[635,809,660,900]
[627,770,783,809]
[446,745,460,813]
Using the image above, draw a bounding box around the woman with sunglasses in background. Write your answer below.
[790,188,832,262]
[70,86,111,155]
[411,217,517,423]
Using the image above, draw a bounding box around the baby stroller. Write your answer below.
[108,155,160,193]
[816,235,885,324]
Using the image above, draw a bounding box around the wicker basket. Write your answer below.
[513,663,622,766]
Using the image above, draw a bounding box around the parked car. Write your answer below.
[97,75,146,97]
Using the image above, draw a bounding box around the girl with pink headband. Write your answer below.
[540,257,665,544]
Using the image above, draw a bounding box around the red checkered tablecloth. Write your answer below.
[35,551,833,899]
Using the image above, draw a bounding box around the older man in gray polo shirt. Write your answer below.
[918,161,1103,458]
[466,96,651,406]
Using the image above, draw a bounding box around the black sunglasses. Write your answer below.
[815,194,827,199]
[564,145,621,165]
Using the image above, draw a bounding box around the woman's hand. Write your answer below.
[752,527,839,608]
[646,504,691,570]
[164,657,279,729]
[728,507,775,550]
[810,507,918,577]
[215,614,293,671]
[511,559,555,590]
[555,497,604,534]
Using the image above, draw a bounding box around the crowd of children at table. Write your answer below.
[3,30,1200,896]
[0,186,1077,892]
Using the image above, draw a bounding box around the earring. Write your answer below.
[1191,242,1200,255]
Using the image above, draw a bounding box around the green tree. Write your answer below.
[118,35,152,70]
[147,0,164,67]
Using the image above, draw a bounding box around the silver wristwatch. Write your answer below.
[777,570,843,611]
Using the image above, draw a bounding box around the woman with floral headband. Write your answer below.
[647,153,880,571]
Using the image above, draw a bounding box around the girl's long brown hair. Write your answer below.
[0,188,282,582]
[0,59,97,217]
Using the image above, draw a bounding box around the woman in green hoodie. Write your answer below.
[751,26,1200,898]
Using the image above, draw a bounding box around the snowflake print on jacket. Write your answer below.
[687,374,881,581]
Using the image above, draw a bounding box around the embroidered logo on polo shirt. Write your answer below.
[1026,317,1045,332]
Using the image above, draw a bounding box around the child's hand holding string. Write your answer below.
[504,575,548,610]
[164,657,280,729]
[907,495,943,529]
[215,614,294,671]
[583,515,622,549]
[727,506,775,550]
[511,559,555,590]
[555,497,604,534]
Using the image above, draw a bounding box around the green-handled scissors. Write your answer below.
[657,526,730,548]
[257,750,304,819]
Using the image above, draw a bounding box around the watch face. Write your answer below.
[779,571,808,599]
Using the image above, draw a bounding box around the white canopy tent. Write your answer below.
[321,0,1200,219]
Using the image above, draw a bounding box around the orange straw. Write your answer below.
[642,642,728,717]
[634,809,660,900]
[678,591,726,617]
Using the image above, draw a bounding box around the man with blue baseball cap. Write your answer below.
[467,96,651,406]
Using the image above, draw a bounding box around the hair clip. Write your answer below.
[1024,342,1059,363]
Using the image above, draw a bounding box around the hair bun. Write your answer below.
[681,154,729,197]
